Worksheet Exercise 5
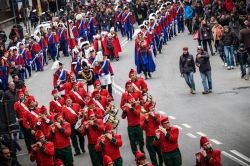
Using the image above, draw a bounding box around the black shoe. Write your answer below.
[116,58,119,61]
[148,72,152,78]
[74,152,81,156]
[202,91,209,94]
[82,149,86,153]
[208,89,212,93]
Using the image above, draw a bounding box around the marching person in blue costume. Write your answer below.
[176,3,184,33]
[48,28,58,62]
[18,42,32,78]
[58,23,69,57]
[122,7,135,41]
[115,6,125,37]
[75,14,87,41]
[87,12,97,43]
[135,35,156,80]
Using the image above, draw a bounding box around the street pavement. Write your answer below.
[16,29,250,166]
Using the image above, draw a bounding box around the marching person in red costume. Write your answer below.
[121,94,144,154]
[49,89,65,114]
[68,81,89,107]
[135,151,154,166]
[110,27,122,60]
[92,89,111,114]
[196,136,222,166]
[36,106,54,138]
[47,113,73,166]
[153,116,182,166]
[93,34,105,53]
[80,110,104,166]
[95,123,123,166]
[30,130,54,166]
[120,81,144,109]
[86,99,103,119]
[141,102,163,166]
[128,69,148,95]
[93,79,113,102]
[22,86,35,102]
[61,97,85,155]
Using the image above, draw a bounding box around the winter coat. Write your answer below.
[179,53,196,74]
[195,51,211,73]
[236,49,248,65]
[184,5,193,20]
[199,26,213,41]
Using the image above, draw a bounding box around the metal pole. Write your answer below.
[55,0,59,14]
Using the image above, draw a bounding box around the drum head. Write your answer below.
[103,114,110,123]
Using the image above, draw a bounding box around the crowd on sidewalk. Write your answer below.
[0,0,249,166]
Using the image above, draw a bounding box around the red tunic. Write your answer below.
[49,97,65,114]
[23,109,40,130]
[14,101,29,119]
[131,77,148,93]
[120,91,144,109]
[121,103,141,127]
[140,113,161,137]
[94,96,111,111]
[61,104,80,125]
[30,141,54,166]
[197,149,222,166]
[95,134,122,160]
[36,116,54,138]
[47,121,71,149]
[68,88,89,107]
[153,126,179,153]
[81,119,105,145]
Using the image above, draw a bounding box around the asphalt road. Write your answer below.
[16,29,250,166]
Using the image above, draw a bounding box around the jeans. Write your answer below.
[183,72,196,90]
[200,71,212,91]
[224,46,235,67]
[240,64,246,76]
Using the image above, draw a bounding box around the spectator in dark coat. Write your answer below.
[3,82,17,101]
[195,46,212,94]
[179,47,196,94]
[12,75,25,90]
[237,43,249,79]
[239,21,250,54]
[199,20,215,55]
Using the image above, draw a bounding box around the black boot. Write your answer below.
[148,72,152,78]
[144,71,148,80]
[108,84,113,98]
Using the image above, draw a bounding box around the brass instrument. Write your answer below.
[141,94,156,115]
[103,105,120,129]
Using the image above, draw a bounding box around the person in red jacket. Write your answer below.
[121,95,144,154]
[47,113,73,166]
[30,130,54,166]
[22,86,36,102]
[93,79,113,102]
[49,89,65,115]
[135,151,154,166]
[68,81,89,107]
[195,136,222,166]
[14,90,32,152]
[92,89,111,113]
[95,123,123,166]
[103,155,114,166]
[86,99,103,119]
[128,69,148,95]
[81,110,104,166]
[36,105,54,138]
[120,81,144,109]
[153,116,182,166]
[61,97,85,155]
[140,103,163,166]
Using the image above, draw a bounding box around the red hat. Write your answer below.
[54,159,63,166]
[161,116,169,125]
[125,81,133,88]
[129,69,136,77]
[87,110,95,118]
[144,102,154,111]
[35,130,44,140]
[17,90,24,96]
[65,96,72,101]
[200,136,209,147]
[51,89,58,95]
[103,155,113,166]
[71,81,77,86]
[87,99,95,106]
[27,98,35,105]
[94,80,101,87]
[22,86,28,92]
[40,105,47,114]
[92,89,100,96]
[70,72,76,77]
[54,113,63,120]
[135,151,145,161]
[105,123,113,133]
